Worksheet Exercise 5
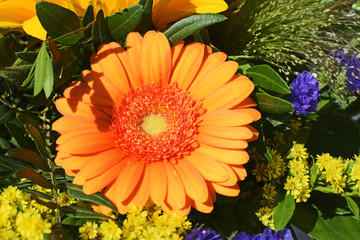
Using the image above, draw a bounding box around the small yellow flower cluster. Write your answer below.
[0,186,52,240]
[316,153,349,194]
[287,119,302,136]
[255,206,274,229]
[350,155,360,191]
[78,202,192,240]
[284,143,311,202]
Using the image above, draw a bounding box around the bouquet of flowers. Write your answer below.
[0,0,359,239]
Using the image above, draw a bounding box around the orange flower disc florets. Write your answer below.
[111,84,204,163]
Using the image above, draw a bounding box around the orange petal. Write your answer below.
[198,109,253,127]
[126,32,143,89]
[60,155,92,171]
[184,151,229,182]
[73,148,124,184]
[148,161,168,206]
[234,97,257,108]
[56,128,101,145]
[55,97,110,120]
[171,40,184,68]
[196,143,249,165]
[103,181,130,214]
[190,61,238,100]
[163,161,186,210]
[81,70,123,106]
[197,134,248,149]
[170,43,205,90]
[234,108,261,122]
[82,159,128,195]
[174,159,208,203]
[114,160,145,202]
[96,43,131,93]
[211,183,240,197]
[198,126,254,140]
[52,116,111,134]
[246,125,259,142]
[61,131,116,154]
[216,162,238,186]
[191,197,214,213]
[202,75,255,112]
[230,164,247,181]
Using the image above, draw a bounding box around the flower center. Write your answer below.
[141,114,168,136]
[111,85,205,163]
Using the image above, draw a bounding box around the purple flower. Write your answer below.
[329,49,351,67]
[185,227,222,240]
[345,55,360,93]
[288,71,320,115]
[232,227,294,240]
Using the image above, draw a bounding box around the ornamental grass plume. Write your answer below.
[0,0,228,40]
[53,31,260,215]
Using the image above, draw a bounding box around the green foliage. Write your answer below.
[273,190,296,230]
[34,42,54,98]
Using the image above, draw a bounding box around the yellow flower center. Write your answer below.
[141,114,168,136]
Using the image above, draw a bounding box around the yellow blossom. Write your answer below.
[350,155,360,191]
[262,183,277,202]
[15,209,52,240]
[79,221,99,240]
[288,142,309,162]
[99,219,122,240]
[256,206,274,229]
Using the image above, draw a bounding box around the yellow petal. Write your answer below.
[23,16,47,40]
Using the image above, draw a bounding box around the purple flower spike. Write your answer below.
[288,71,320,115]
[345,55,360,93]
[232,227,294,240]
[185,227,222,240]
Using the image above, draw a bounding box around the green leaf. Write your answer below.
[273,190,296,230]
[92,10,113,48]
[246,65,291,94]
[61,206,110,219]
[0,64,33,86]
[107,4,143,41]
[6,148,50,172]
[164,13,227,45]
[17,168,53,189]
[255,92,293,114]
[36,1,81,39]
[0,105,14,125]
[34,42,54,98]
[62,217,94,226]
[0,155,36,171]
[65,183,117,212]
[252,120,274,162]
[16,51,38,62]
[136,0,153,34]
[82,5,95,38]
[5,123,36,150]
[345,197,360,219]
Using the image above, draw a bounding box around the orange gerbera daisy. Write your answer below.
[0,0,228,40]
[53,31,260,215]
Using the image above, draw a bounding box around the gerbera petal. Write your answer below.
[56,128,101,145]
[235,97,258,108]
[174,159,209,203]
[167,0,228,13]
[83,159,128,195]
[170,43,205,89]
[59,155,92,171]
[149,161,168,206]
[198,126,254,140]
[52,116,111,134]
[82,70,123,106]
[190,61,238,100]
[55,98,110,120]
[171,40,184,67]
[126,32,143,88]
[230,164,247,181]
[198,109,253,127]
[191,197,213,213]
[202,75,255,112]
[95,43,131,93]
[211,183,240,197]
[114,160,145,202]
[196,144,250,165]
[164,161,187,210]
[73,148,124,184]
[197,134,248,149]
[184,151,229,182]
[216,162,238,186]
[61,132,116,154]
[234,108,261,122]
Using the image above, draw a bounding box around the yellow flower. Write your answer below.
[0,0,228,40]
[350,155,360,190]
[256,206,274,229]
[99,220,122,240]
[288,142,309,162]
[262,183,277,202]
[15,209,52,240]
[0,228,19,240]
[79,221,99,240]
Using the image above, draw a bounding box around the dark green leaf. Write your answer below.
[82,5,95,38]
[65,183,117,212]
[5,123,36,150]
[252,120,274,162]
[17,168,53,189]
[255,92,293,114]
[0,64,33,86]
[136,0,153,33]
[164,13,227,45]
[34,42,54,98]
[16,51,38,62]
[107,4,143,41]
[62,217,94,226]
[61,206,110,219]
[6,148,50,171]
[246,65,291,94]
[92,10,113,48]
[36,1,81,39]
[0,155,36,171]
[273,190,296,230]
[0,105,14,125]
[345,197,360,219]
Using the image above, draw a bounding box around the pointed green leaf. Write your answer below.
[62,217,93,226]
[34,42,54,98]
[82,5,95,38]
[252,120,274,163]
[246,65,291,94]
[0,105,14,125]
[6,148,50,172]
[164,13,227,45]
[0,64,33,85]
[273,190,296,230]
[345,197,360,219]
[0,155,36,171]
[36,1,81,39]
[136,0,153,33]
[5,123,36,150]
[256,92,293,114]
[92,10,113,48]
[65,183,117,212]
[61,206,110,219]
[107,4,143,41]
[16,168,53,189]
